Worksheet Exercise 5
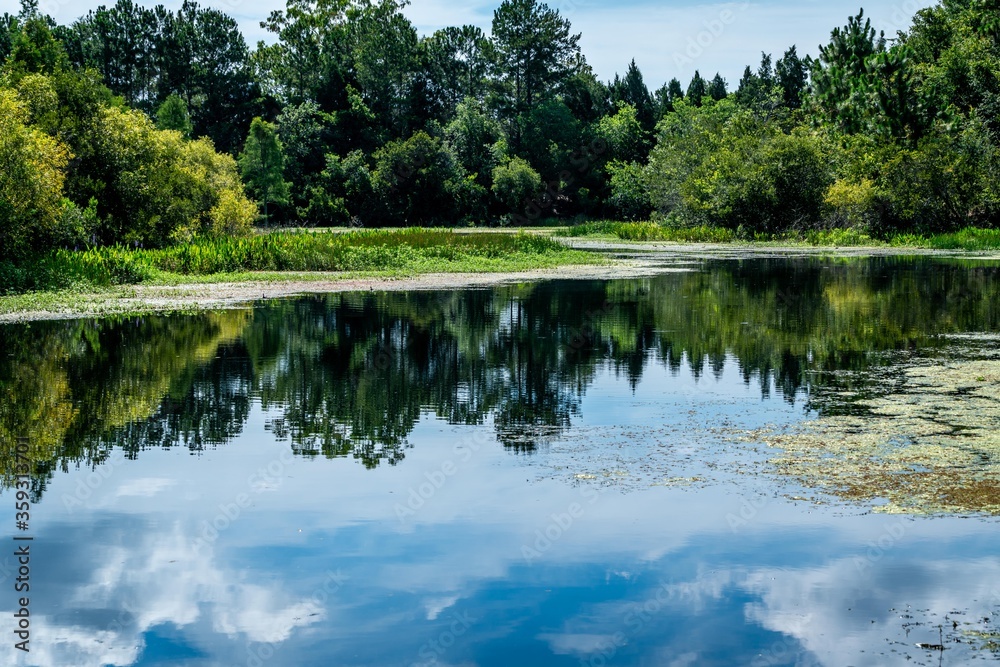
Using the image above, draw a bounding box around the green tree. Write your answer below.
[605,160,652,220]
[686,70,707,106]
[4,15,67,76]
[62,0,159,107]
[654,78,685,115]
[560,62,608,124]
[809,11,887,135]
[0,13,18,64]
[348,0,419,137]
[775,45,807,109]
[419,25,492,118]
[369,131,479,225]
[155,93,193,136]
[595,102,648,163]
[735,53,783,113]
[708,73,728,101]
[492,156,542,221]
[490,0,582,145]
[275,101,336,214]
[239,117,290,225]
[609,60,655,129]
[522,96,582,164]
[0,86,71,259]
[647,99,832,232]
[256,0,351,107]
[446,98,504,185]
[159,1,260,153]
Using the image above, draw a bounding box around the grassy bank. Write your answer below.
[559,221,1000,250]
[0,228,599,296]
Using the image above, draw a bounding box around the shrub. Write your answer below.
[492,157,543,223]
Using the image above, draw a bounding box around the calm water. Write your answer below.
[3,256,1000,666]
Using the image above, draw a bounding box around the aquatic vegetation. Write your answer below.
[750,342,1000,514]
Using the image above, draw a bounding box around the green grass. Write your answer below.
[906,227,1000,251]
[558,221,738,242]
[0,228,599,297]
[560,220,1000,250]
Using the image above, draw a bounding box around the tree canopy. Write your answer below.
[2,0,1000,261]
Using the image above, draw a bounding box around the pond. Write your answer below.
[2,255,1000,666]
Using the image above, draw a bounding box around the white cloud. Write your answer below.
[0,522,325,667]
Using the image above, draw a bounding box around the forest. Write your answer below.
[2,0,1000,264]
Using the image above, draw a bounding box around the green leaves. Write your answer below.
[646,100,832,233]
[155,93,192,137]
[239,117,290,225]
[490,0,582,134]
[0,86,70,258]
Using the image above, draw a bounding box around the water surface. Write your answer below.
[2,256,1000,666]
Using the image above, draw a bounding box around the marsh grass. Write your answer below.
[0,229,592,295]
[561,220,1000,250]
[558,221,737,242]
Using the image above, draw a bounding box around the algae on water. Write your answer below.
[749,342,1000,514]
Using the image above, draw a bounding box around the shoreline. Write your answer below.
[3,242,998,324]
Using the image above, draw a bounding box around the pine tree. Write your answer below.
[708,73,727,101]
[776,46,807,109]
[686,70,707,106]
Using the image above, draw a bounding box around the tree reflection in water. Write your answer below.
[3,256,999,499]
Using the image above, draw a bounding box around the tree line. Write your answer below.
[2,0,1000,261]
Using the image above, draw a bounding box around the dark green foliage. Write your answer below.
[775,46,807,109]
[6,15,67,75]
[735,54,782,113]
[369,131,481,226]
[5,0,1000,251]
[654,78,685,116]
[0,13,19,64]
[708,73,728,101]
[419,25,492,120]
[446,98,504,186]
[686,70,707,106]
[275,102,337,214]
[492,157,543,220]
[605,161,653,220]
[609,60,655,128]
[63,0,260,153]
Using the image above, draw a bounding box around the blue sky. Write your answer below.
[36,0,935,92]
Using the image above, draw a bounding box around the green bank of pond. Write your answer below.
[560,220,1000,250]
[5,228,597,287]
[0,228,602,316]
